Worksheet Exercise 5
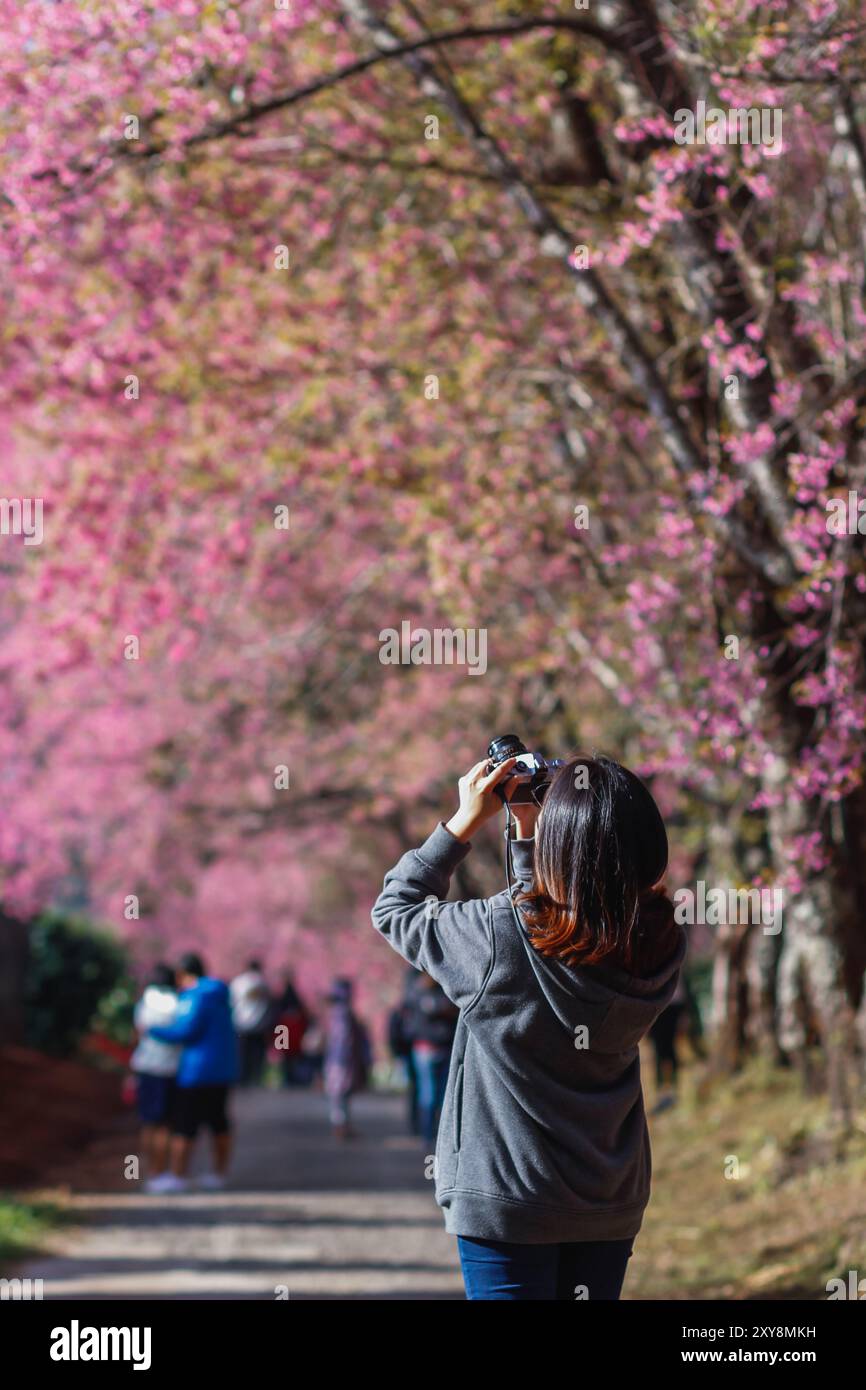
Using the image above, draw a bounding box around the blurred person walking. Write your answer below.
[147,952,239,1192]
[129,962,182,1192]
[299,1013,325,1087]
[372,751,685,1300]
[649,970,702,1113]
[323,977,370,1141]
[405,971,458,1145]
[230,959,273,1087]
[273,971,310,1087]
[387,965,420,1134]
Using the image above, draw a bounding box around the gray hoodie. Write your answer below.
[372,822,686,1243]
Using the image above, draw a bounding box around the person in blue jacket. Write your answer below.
[147,952,239,1194]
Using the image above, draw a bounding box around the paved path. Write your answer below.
[19,1088,464,1300]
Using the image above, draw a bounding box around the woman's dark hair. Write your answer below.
[149,961,176,989]
[518,754,671,970]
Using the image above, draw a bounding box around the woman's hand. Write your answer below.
[509,801,539,839]
[445,756,518,843]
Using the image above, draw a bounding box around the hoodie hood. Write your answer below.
[510,837,687,1054]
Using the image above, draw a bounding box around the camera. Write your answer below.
[486,734,565,805]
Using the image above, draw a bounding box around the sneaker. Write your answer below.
[651,1093,677,1116]
[197,1172,227,1191]
[145,1172,189,1194]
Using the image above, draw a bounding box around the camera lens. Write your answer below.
[487,734,528,764]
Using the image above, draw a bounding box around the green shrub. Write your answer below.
[89,976,137,1045]
[0,1194,65,1265]
[24,912,129,1057]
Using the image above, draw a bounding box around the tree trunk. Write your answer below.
[765,756,857,1126]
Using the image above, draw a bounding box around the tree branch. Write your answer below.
[335,0,794,588]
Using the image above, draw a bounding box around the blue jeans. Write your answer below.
[412,1044,451,1144]
[457,1235,634,1301]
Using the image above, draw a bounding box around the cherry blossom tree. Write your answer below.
[2,1,866,1099]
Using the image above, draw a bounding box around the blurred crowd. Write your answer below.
[129,953,701,1192]
[129,954,367,1192]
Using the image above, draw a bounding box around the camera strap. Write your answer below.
[503,806,528,935]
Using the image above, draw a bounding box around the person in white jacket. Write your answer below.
[129,963,182,1190]
[230,959,273,1086]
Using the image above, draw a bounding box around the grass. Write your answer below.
[631,1054,866,1299]
[0,1193,66,1268]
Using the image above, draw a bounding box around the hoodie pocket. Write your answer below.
[452,1062,464,1152]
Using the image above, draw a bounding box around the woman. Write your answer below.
[405,971,458,1144]
[273,972,310,1087]
[323,977,371,1140]
[129,962,182,1191]
[649,973,687,1113]
[371,750,685,1301]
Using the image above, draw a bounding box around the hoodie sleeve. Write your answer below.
[150,991,206,1044]
[371,823,493,1011]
